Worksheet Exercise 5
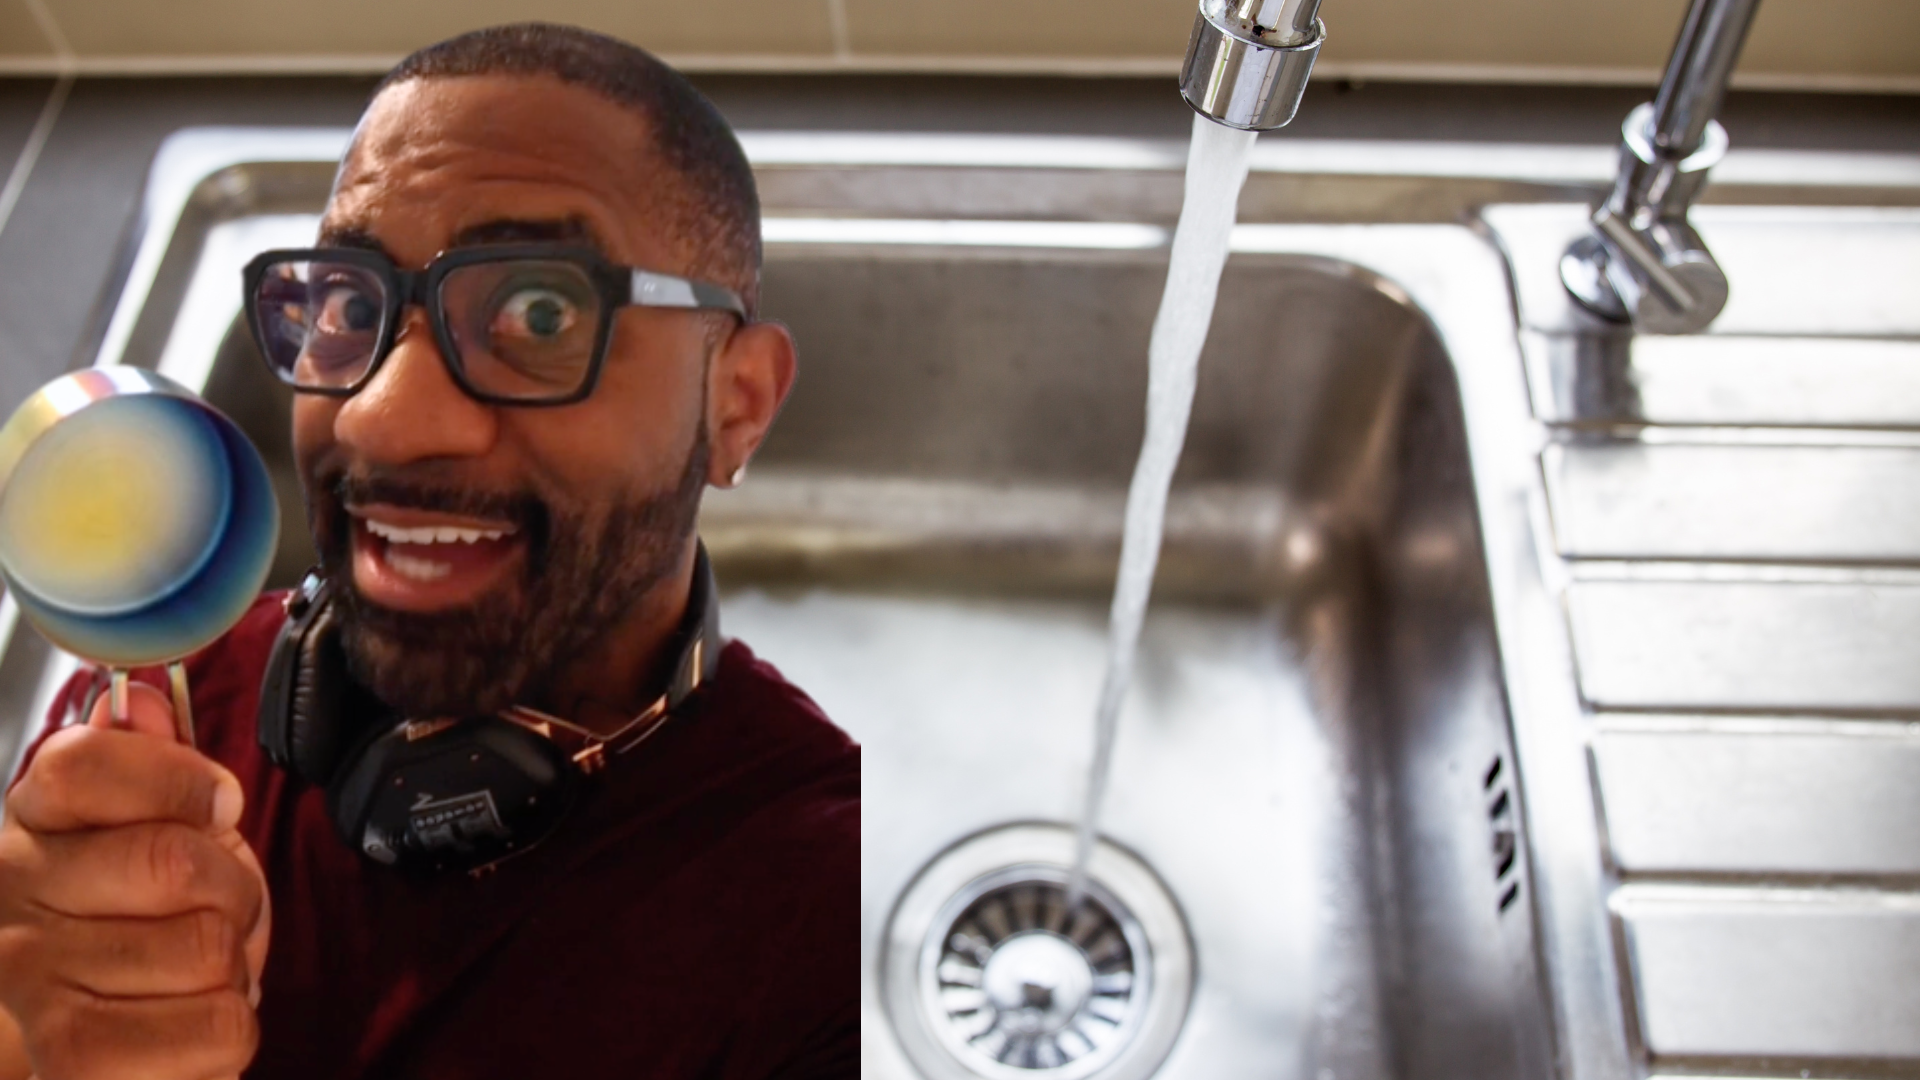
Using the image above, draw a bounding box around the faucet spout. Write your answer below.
[1180,0,1326,130]
[1561,0,1763,334]
[1650,0,1762,157]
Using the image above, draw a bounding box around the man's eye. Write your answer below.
[314,286,380,334]
[491,289,579,343]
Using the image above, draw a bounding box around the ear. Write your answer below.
[705,320,797,486]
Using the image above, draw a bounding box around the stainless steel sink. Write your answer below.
[4,126,1919,1080]
[725,237,1553,1080]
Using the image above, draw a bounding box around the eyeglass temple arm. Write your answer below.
[630,269,747,319]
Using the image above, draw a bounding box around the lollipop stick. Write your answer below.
[108,669,130,728]
[167,661,196,749]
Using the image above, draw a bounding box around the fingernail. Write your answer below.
[212,778,244,830]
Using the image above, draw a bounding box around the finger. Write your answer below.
[38,909,247,999]
[5,724,243,834]
[213,830,272,1008]
[0,1007,28,1080]
[87,680,181,742]
[29,823,263,927]
[23,986,257,1080]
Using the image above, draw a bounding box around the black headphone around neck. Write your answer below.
[257,545,722,876]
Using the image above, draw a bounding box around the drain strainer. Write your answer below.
[928,868,1142,1070]
[883,824,1193,1080]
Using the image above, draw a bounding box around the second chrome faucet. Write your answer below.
[1562,0,1764,334]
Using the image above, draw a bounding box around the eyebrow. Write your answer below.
[316,224,389,254]
[451,217,603,251]
[313,217,608,259]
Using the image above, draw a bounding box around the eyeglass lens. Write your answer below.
[441,260,602,399]
[254,259,387,391]
[251,257,605,401]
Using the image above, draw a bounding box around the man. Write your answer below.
[0,23,857,1080]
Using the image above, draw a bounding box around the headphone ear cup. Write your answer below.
[258,619,299,771]
[283,600,353,786]
[258,589,321,775]
[258,583,384,788]
[328,717,580,873]
[326,711,412,860]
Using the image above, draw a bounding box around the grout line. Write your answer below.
[0,74,71,246]
[825,0,853,63]
[18,0,73,71]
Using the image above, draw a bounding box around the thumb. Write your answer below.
[85,679,181,742]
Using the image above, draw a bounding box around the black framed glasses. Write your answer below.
[242,244,748,407]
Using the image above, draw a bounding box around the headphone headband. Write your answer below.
[499,546,723,769]
[259,541,724,875]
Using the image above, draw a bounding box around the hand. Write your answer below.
[0,681,271,1080]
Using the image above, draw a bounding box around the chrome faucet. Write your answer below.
[1180,0,1327,130]
[1561,0,1763,333]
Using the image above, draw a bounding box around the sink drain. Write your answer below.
[883,824,1193,1080]
[929,869,1142,1070]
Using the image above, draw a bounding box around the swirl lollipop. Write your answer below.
[0,368,280,744]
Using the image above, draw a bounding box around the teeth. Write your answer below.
[385,550,451,581]
[363,519,511,545]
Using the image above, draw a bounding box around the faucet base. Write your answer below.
[1560,234,1631,324]
[1560,102,1732,335]
[1561,225,1731,336]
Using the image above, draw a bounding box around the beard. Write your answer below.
[309,430,709,719]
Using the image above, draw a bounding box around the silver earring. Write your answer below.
[728,464,748,488]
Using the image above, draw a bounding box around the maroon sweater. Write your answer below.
[22,594,860,1079]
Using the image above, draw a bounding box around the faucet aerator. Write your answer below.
[1179,0,1327,131]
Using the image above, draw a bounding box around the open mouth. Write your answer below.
[348,504,526,612]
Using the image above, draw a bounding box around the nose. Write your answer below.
[332,309,498,467]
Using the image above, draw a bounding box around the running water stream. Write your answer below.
[1068,114,1259,902]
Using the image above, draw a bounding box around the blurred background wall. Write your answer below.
[0,0,1913,89]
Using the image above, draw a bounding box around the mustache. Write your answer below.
[331,473,546,530]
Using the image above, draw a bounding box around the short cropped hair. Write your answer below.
[376,22,763,317]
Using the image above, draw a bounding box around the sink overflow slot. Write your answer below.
[1486,754,1523,915]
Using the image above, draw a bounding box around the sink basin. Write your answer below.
[727,241,1549,1080]
[5,125,1919,1080]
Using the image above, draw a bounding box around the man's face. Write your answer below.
[296,75,721,718]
